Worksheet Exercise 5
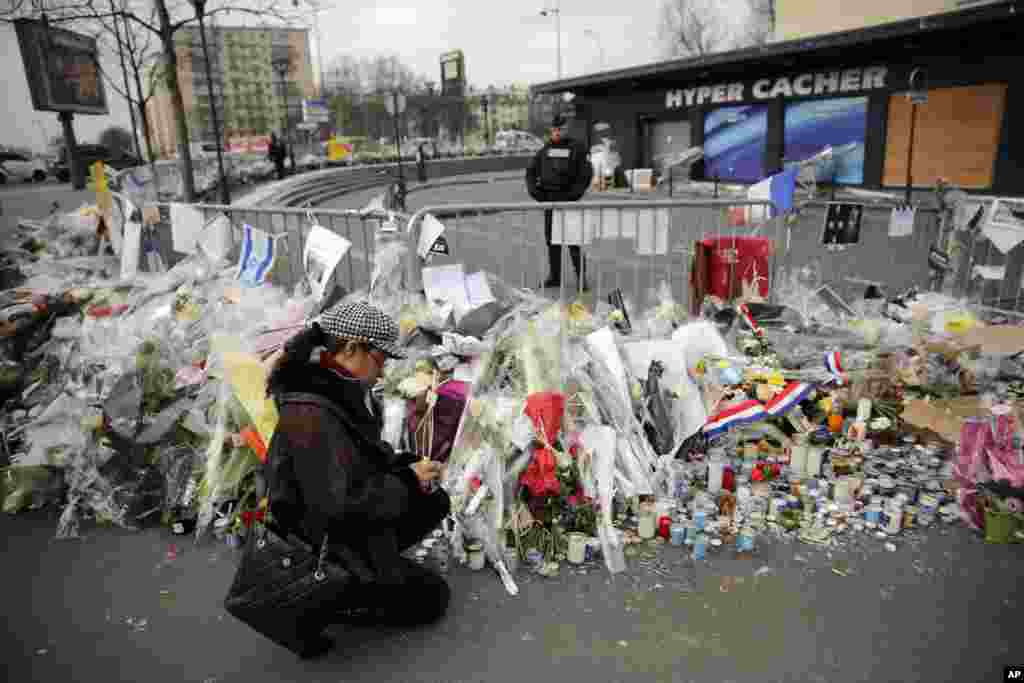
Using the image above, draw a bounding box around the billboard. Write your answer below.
[703,104,769,182]
[14,19,108,115]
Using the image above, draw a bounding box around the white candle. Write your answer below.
[567,532,587,564]
[708,456,725,494]
[638,506,657,539]
[806,445,824,478]
[789,439,808,476]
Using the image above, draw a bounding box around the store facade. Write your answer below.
[532,1,1022,195]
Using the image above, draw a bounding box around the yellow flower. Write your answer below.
[819,397,833,414]
[631,381,643,401]
[608,309,625,323]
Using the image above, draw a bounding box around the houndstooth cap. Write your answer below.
[318,301,406,359]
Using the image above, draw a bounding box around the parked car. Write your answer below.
[52,145,142,182]
[494,130,543,154]
[0,151,48,183]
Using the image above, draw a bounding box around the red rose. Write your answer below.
[241,511,254,528]
[751,468,765,482]
[471,476,482,491]
[568,495,579,507]
[771,463,782,477]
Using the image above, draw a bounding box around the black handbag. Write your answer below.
[223,519,352,651]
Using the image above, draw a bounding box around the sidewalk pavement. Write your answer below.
[3,505,1019,683]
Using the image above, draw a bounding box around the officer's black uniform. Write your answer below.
[526,117,593,288]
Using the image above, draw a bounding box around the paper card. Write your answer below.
[418,214,448,259]
[550,209,595,245]
[121,221,142,281]
[635,208,671,256]
[142,205,161,225]
[237,224,279,287]
[304,224,352,305]
[422,263,471,318]
[199,213,233,264]
[169,203,205,254]
[888,206,916,237]
[465,271,495,310]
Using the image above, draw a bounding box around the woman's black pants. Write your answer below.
[284,489,451,654]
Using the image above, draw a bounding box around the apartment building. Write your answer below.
[146,25,314,157]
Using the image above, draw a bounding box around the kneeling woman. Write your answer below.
[258,301,450,658]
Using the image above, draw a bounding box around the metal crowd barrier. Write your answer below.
[123,191,1024,327]
[153,200,399,295]
[135,197,785,310]
[943,197,1024,317]
[403,199,786,310]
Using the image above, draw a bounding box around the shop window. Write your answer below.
[784,96,868,185]
[703,104,769,182]
[883,83,1006,190]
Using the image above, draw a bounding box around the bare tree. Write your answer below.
[658,0,733,58]
[86,0,161,162]
[742,0,775,47]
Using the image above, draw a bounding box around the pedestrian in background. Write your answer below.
[269,132,287,180]
[526,115,593,290]
[417,143,428,183]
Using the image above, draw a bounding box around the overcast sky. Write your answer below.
[1,0,754,153]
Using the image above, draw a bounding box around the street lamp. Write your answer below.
[539,1,562,79]
[191,0,231,204]
[271,56,296,174]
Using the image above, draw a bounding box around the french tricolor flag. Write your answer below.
[765,382,814,417]
[703,400,768,440]
[825,351,847,385]
[739,166,801,224]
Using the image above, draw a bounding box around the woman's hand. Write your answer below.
[412,460,442,484]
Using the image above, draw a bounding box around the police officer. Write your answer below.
[526,115,593,289]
